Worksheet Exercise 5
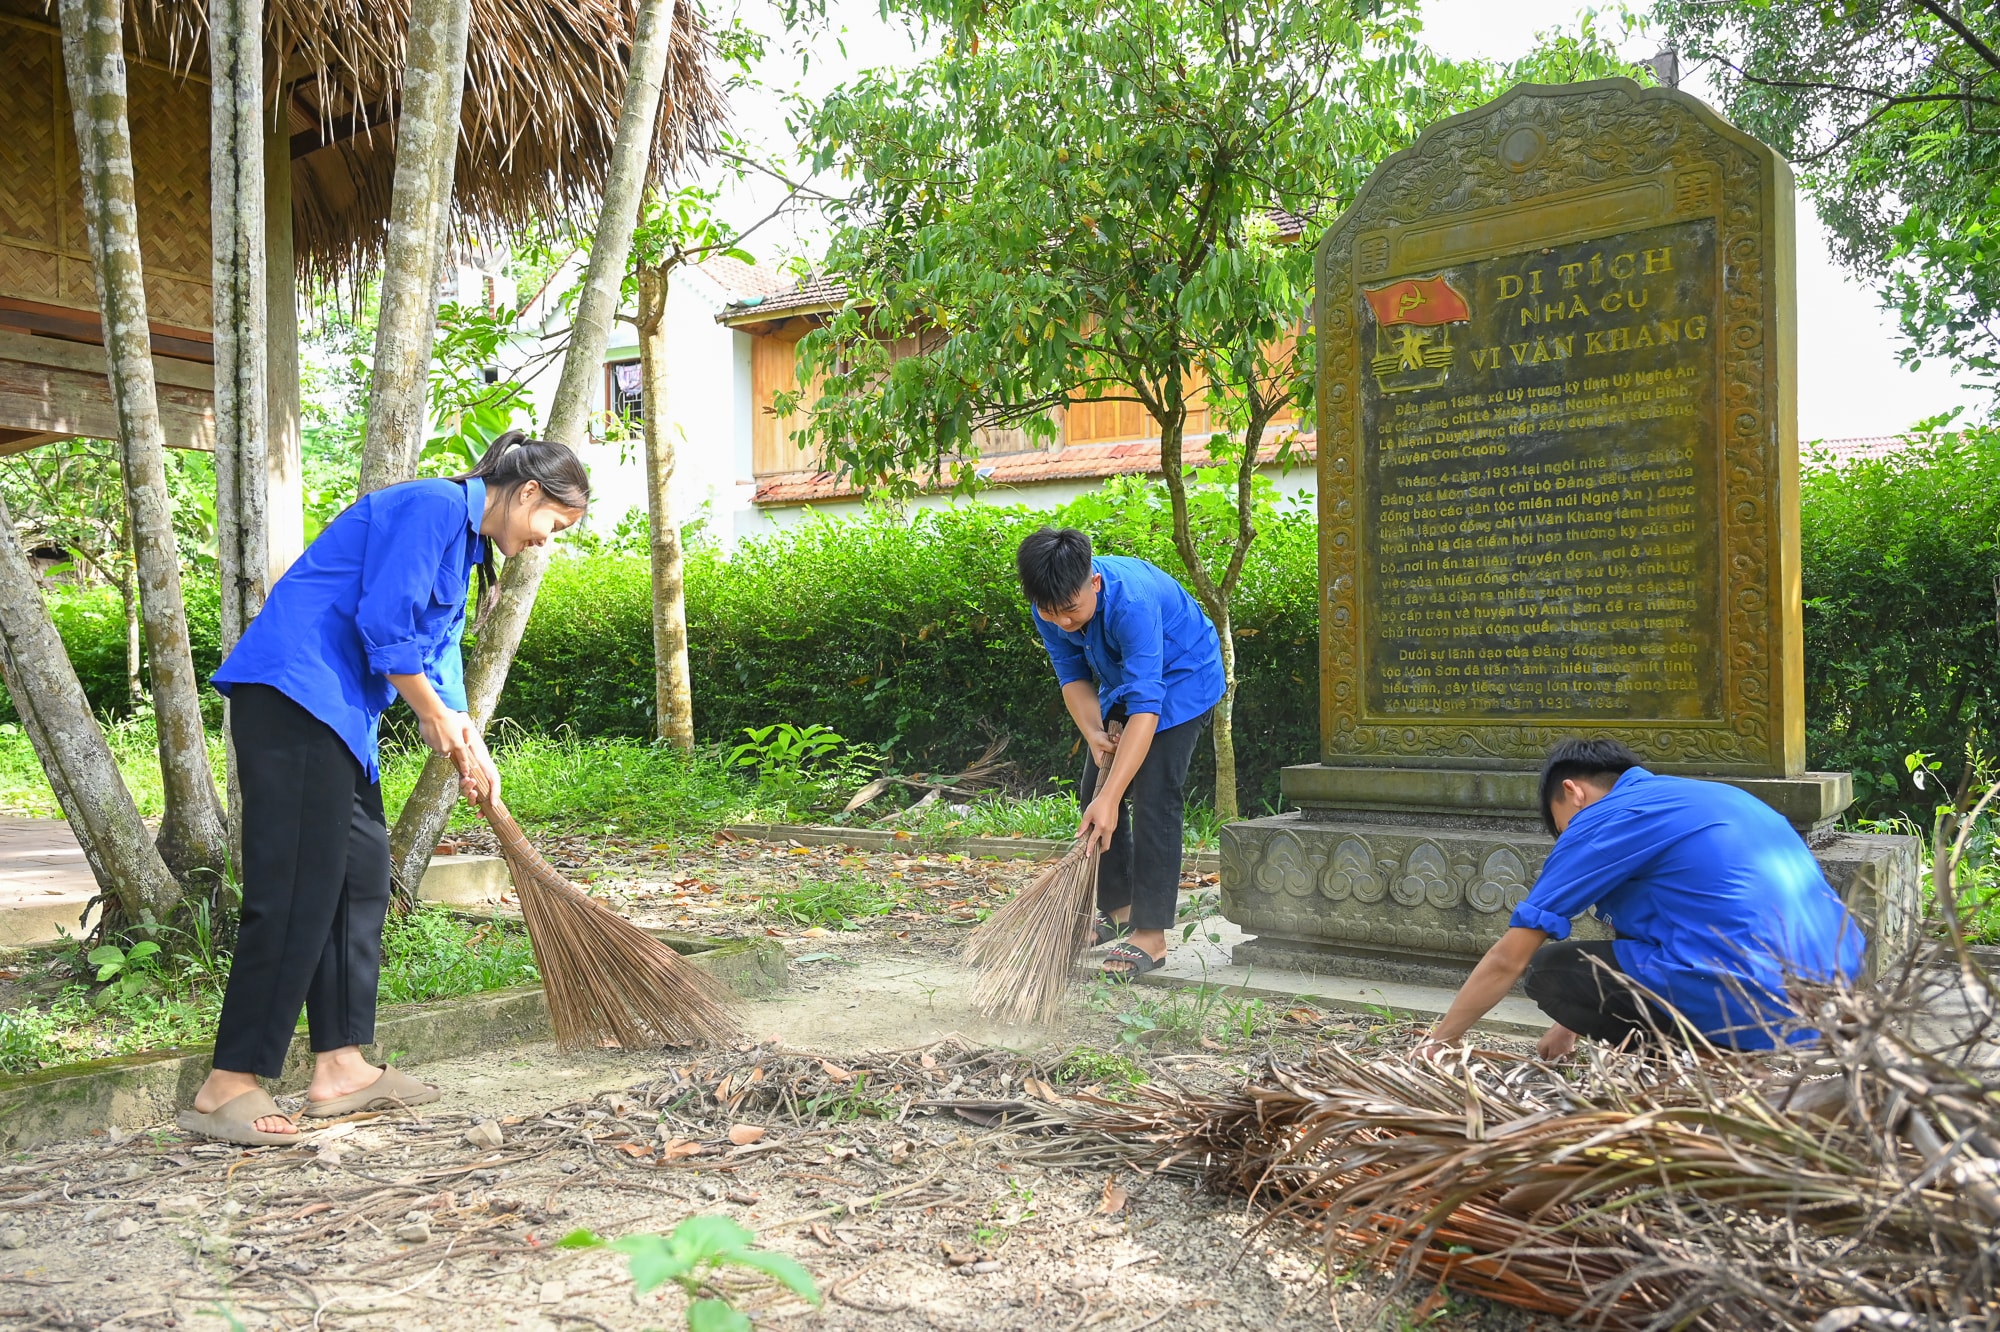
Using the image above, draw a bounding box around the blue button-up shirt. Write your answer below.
[1030,555,1225,732]
[1511,767,1865,1049]
[213,478,485,782]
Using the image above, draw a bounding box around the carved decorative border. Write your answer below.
[1314,81,1792,775]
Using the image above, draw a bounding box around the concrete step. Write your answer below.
[1134,915,1546,1035]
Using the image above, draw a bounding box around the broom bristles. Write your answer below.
[484,799,738,1050]
[962,838,1100,1026]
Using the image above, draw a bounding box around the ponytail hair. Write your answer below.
[456,430,591,625]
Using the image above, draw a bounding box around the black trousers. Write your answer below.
[212,684,392,1078]
[1078,709,1209,932]
[1522,939,1689,1048]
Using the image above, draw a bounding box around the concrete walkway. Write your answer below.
[1139,914,1548,1034]
[0,817,99,946]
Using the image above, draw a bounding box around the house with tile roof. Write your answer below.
[498,253,802,549]
[712,208,1322,528]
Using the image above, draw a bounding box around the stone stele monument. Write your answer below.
[1219,79,1920,987]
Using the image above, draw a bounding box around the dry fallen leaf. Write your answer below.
[1097,1178,1128,1215]
[818,1059,856,1083]
[728,1124,767,1146]
[920,1053,938,1069]
[658,1139,704,1160]
[1200,1037,1224,1052]
[810,1222,839,1247]
[1283,1006,1321,1024]
[617,1143,652,1159]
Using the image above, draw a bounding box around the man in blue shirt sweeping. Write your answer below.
[1420,737,1865,1057]
[1019,528,1225,978]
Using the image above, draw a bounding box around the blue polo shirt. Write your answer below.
[213,478,485,782]
[1030,555,1225,732]
[1512,767,1865,1049]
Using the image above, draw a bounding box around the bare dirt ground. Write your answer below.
[0,834,1544,1332]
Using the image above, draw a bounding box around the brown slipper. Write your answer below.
[176,1089,300,1146]
[301,1064,441,1118]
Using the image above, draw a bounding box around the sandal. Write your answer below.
[1101,941,1164,978]
[1090,912,1129,947]
[176,1089,300,1146]
[301,1065,441,1119]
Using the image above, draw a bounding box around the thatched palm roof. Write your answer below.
[32,0,725,283]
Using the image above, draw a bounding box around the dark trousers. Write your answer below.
[1522,939,1688,1048]
[212,684,391,1078]
[1078,710,1208,932]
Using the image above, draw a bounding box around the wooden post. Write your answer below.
[264,113,304,582]
[58,0,227,896]
[357,0,474,494]
[211,0,268,656]
[385,0,682,893]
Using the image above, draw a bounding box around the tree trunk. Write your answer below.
[119,511,140,707]
[59,0,227,892]
[210,0,267,865]
[0,490,179,926]
[1152,390,1242,820]
[210,0,267,654]
[263,114,305,582]
[356,0,474,495]
[638,263,694,748]
[1210,601,1239,820]
[384,0,684,893]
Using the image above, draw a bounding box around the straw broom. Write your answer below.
[481,796,738,1050]
[962,837,1100,1025]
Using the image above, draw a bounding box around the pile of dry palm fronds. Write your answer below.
[841,735,1013,824]
[962,838,1100,1025]
[486,798,737,1050]
[1042,798,2000,1331]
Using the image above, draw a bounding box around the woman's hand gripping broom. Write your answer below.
[450,744,738,1049]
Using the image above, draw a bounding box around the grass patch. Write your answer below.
[0,906,539,1074]
[897,791,1222,848]
[377,907,540,1006]
[1087,977,1274,1051]
[759,875,907,930]
[1050,1047,1147,1087]
[0,715,227,821]
[382,728,762,839]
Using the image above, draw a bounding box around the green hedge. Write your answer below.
[0,578,219,722]
[1801,431,2000,815]
[495,500,1321,810]
[21,429,2000,821]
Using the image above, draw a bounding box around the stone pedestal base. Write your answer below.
[1219,764,1921,988]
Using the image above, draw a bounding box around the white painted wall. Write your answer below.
[740,460,1320,538]
[503,260,760,549]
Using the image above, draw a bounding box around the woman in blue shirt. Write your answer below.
[179,433,589,1144]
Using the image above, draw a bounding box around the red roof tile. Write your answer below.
[1808,435,1930,465]
[753,433,1317,506]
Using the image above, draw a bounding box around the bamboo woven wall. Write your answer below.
[0,14,214,334]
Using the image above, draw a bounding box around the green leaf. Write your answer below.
[125,941,162,964]
[686,1298,752,1332]
[556,1228,602,1250]
[723,1248,823,1304]
[86,944,124,971]
[607,1233,690,1294]
[666,1215,756,1263]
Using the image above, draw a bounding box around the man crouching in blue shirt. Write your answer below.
[1420,737,1865,1058]
[1019,528,1225,978]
